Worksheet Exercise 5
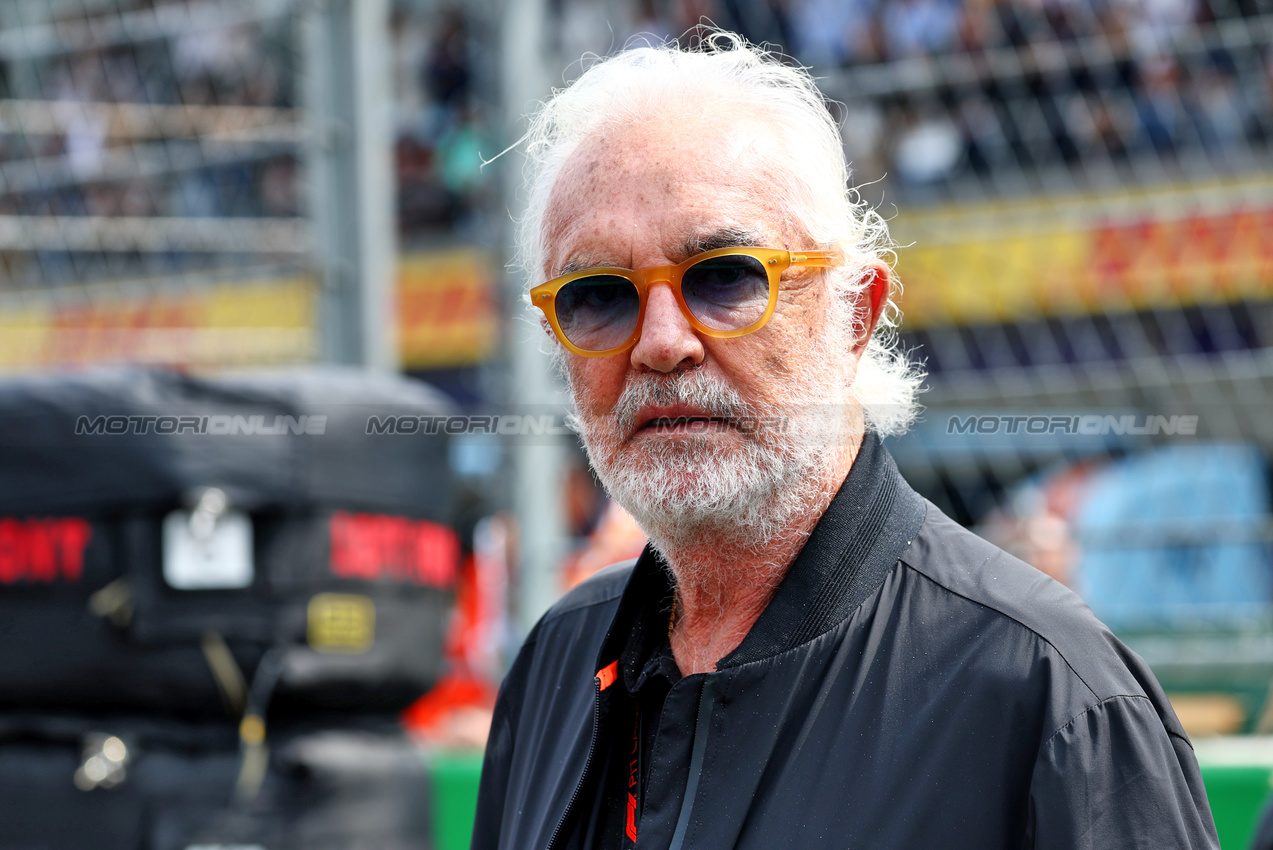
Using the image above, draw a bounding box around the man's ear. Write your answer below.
[852,260,891,353]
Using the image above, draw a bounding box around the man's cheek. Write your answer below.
[763,352,792,379]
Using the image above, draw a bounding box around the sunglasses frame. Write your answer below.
[531,246,839,357]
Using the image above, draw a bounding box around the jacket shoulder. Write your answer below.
[537,558,634,626]
[900,501,1158,704]
[494,559,634,732]
[475,563,634,850]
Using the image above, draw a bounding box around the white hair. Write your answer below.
[517,32,924,436]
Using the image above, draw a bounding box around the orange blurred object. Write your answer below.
[401,672,496,749]
[401,550,501,748]
[561,500,648,590]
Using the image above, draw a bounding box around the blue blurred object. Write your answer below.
[1074,444,1272,630]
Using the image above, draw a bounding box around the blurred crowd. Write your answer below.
[0,1,297,285]
[554,0,1273,192]
[0,13,295,212]
[0,0,1269,287]
[391,5,495,241]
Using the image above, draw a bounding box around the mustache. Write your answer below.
[612,370,760,435]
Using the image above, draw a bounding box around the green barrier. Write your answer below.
[429,750,485,850]
[1195,737,1273,850]
[1201,764,1272,850]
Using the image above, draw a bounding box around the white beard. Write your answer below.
[568,355,857,556]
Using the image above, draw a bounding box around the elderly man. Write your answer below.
[474,35,1217,850]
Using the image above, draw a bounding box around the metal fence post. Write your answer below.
[499,0,571,632]
[303,0,398,372]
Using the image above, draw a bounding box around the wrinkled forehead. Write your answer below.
[540,112,802,274]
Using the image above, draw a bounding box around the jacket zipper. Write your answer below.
[547,677,603,850]
[668,676,716,850]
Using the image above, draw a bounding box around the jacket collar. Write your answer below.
[599,432,927,672]
[720,431,926,666]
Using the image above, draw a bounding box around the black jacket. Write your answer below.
[474,436,1219,849]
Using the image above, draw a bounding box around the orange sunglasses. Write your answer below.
[531,246,838,357]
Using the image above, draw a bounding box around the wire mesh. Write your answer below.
[4,0,1270,722]
[0,0,311,369]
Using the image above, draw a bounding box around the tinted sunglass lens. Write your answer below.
[682,254,771,330]
[555,275,640,351]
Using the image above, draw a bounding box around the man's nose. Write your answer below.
[630,283,705,372]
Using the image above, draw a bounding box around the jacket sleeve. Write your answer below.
[470,631,539,850]
[1024,694,1219,850]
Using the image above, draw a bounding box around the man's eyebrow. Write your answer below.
[682,228,765,257]
[553,228,765,277]
[556,258,589,277]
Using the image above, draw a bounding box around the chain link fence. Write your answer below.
[0,0,313,369]
[859,2,1273,731]
[4,0,1271,731]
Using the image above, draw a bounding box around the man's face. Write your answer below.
[541,111,870,547]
